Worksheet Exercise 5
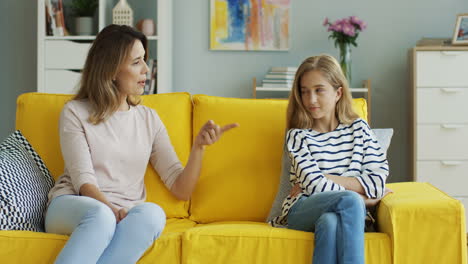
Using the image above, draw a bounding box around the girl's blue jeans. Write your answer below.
[45,195,166,264]
[287,190,366,264]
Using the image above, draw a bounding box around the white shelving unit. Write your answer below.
[252,78,372,121]
[37,0,172,94]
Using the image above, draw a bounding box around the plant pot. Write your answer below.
[75,17,94,35]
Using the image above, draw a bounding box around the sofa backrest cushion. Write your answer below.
[15,92,192,218]
[140,93,192,218]
[189,95,368,223]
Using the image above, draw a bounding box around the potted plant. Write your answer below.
[71,0,98,35]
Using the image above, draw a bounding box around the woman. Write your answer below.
[45,24,238,264]
[271,55,391,264]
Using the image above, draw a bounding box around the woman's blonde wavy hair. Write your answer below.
[286,54,359,130]
[74,24,148,125]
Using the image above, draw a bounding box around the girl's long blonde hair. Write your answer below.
[74,24,148,125]
[286,54,359,130]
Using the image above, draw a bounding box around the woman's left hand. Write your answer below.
[118,208,128,222]
[194,120,239,149]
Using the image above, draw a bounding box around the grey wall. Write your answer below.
[0,1,37,140]
[173,0,468,182]
[1,0,467,183]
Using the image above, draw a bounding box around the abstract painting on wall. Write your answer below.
[210,0,290,51]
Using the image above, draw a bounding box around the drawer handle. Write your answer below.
[440,161,463,166]
[441,51,463,56]
[441,88,463,93]
[441,124,466,129]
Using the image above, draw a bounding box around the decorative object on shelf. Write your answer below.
[323,16,367,85]
[71,0,98,35]
[136,19,156,36]
[113,0,134,27]
[452,13,468,45]
[210,0,290,51]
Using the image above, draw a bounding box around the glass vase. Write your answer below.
[338,42,352,85]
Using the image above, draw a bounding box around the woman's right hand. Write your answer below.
[289,183,302,197]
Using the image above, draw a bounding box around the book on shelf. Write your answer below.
[262,79,294,84]
[262,83,293,88]
[151,59,158,94]
[45,0,69,36]
[264,74,295,80]
[270,67,298,73]
[267,71,296,75]
[143,59,158,95]
[143,59,154,94]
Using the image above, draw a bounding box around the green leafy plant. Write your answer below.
[71,0,98,17]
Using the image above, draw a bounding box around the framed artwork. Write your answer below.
[452,13,468,45]
[210,0,290,51]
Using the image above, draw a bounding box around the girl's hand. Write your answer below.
[194,120,239,149]
[383,187,393,196]
[289,183,302,197]
[361,188,393,208]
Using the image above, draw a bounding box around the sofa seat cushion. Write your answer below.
[16,92,192,218]
[0,218,196,264]
[139,218,197,264]
[182,221,391,264]
[190,95,369,223]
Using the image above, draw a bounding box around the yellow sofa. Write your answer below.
[2,92,466,264]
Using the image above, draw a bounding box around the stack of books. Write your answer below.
[261,67,297,88]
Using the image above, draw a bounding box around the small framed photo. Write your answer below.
[452,13,468,45]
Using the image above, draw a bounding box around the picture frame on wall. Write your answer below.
[210,0,290,51]
[452,13,468,45]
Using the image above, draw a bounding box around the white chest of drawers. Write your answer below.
[411,39,468,225]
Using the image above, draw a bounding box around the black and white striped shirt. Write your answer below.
[271,118,389,227]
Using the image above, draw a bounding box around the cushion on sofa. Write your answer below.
[15,92,192,218]
[182,221,391,264]
[266,128,394,223]
[0,130,54,232]
[140,93,193,218]
[190,95,288,223]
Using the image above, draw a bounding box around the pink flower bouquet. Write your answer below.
[323,16,367,48]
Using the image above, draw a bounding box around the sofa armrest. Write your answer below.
[377,182,466,264]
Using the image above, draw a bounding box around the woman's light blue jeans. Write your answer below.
[287,190,366,264]
[45,195,166,264]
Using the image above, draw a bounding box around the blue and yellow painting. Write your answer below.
[210,0,290,51]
